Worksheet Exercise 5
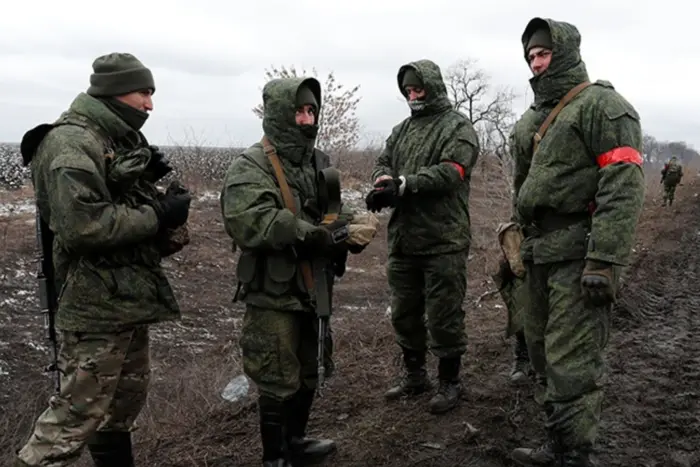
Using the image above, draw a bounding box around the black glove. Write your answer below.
[581,259,615,307]
[156,181,192,229]
[146,145,173,182]
[304,219,350,250]
[365,177,403,212]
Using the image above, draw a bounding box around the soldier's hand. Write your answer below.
[305,219,350,249]
[147,145,173,181]
[365,177,403,212]
[581,259,615,307]
[157,181,192,229]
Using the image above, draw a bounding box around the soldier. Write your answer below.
[220,77,371,466]
[365,60,479,414]
[14,52,192,467]
[660,155,683,206]
[508,18,645,465]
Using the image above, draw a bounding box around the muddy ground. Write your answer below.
[1,173,699,466]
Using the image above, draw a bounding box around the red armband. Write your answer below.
[443,161,465,179]
[596,146,643,168]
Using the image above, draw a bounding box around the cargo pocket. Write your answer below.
[262,253,296,296]
[240,332,283,385]
[235,250,260,300]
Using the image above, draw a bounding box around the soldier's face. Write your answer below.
[405,86,426,101]
[296,105,316,125]
[528,47,552,76]
[116,90,154,112]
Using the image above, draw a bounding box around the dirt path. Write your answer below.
[1,179,699,466]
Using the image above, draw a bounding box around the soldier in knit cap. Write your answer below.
[14,52,192,467]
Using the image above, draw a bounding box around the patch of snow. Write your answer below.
[0,199,35,216]
[197,190,219,203]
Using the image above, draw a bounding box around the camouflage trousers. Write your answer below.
[17,326,150,466]
[523,259,611,450]
[663,182,678,204]
[387,250,468,358]
[240,305,333,402]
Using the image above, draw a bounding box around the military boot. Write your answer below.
[87,431,135,467]
[510,331,531,385]
[258,395,292,466]
[384,347,432,400]
[428,357,462,414]
[511,439,557,466]
[287,387,336,464]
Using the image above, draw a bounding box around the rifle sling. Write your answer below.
[533,81,591,152]
[261,136,316,294]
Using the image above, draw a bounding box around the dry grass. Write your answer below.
[1,152,698,466]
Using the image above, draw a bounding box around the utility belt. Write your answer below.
[523,210,591,237]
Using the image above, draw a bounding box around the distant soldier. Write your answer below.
[509,17,645,466]
[661,155,683,206]
[15,52,192,467]
[220,77,375,466]
[365,60,479,414]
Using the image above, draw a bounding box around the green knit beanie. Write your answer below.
[401,68,423,89]
[87,52,155,97]
[296,85,318,110]
[526,28,553,53]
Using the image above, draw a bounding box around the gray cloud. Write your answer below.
[0,0,697,149]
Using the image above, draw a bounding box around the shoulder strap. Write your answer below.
[261,135,316,293]
[533,81,592,152]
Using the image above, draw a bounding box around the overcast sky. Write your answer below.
[0,0,696,149]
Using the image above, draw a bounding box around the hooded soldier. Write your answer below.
[220,77,370,466]
[366,59,479,415]
[508,18,645,466]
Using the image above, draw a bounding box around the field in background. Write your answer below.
[1,143,699,466]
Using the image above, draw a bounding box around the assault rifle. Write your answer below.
[35,210,61,394]
[312,167,348,393]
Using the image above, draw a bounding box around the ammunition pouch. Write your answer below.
[496,222,526,278]
[234,249,300,301]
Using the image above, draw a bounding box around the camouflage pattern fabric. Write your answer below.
[220,77,358,400]
[510,17,645,452]
[495,273,528,338]
[27,92,181,332]
[17,326,150,466]
[522,260,611,450]
[370,59,479,256]
[511,20,645,267]
[388,251,468,358]
[240,305,333,400]
[221,77,353,312]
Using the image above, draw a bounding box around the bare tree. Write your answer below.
[252,65,362,157]
[444,58,518,161]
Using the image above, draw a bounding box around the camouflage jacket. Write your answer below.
[370,59,479,256]
[22,92,180,332]
[510,18,645,266]
[661,160,683,185]
[220,77,352,311]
